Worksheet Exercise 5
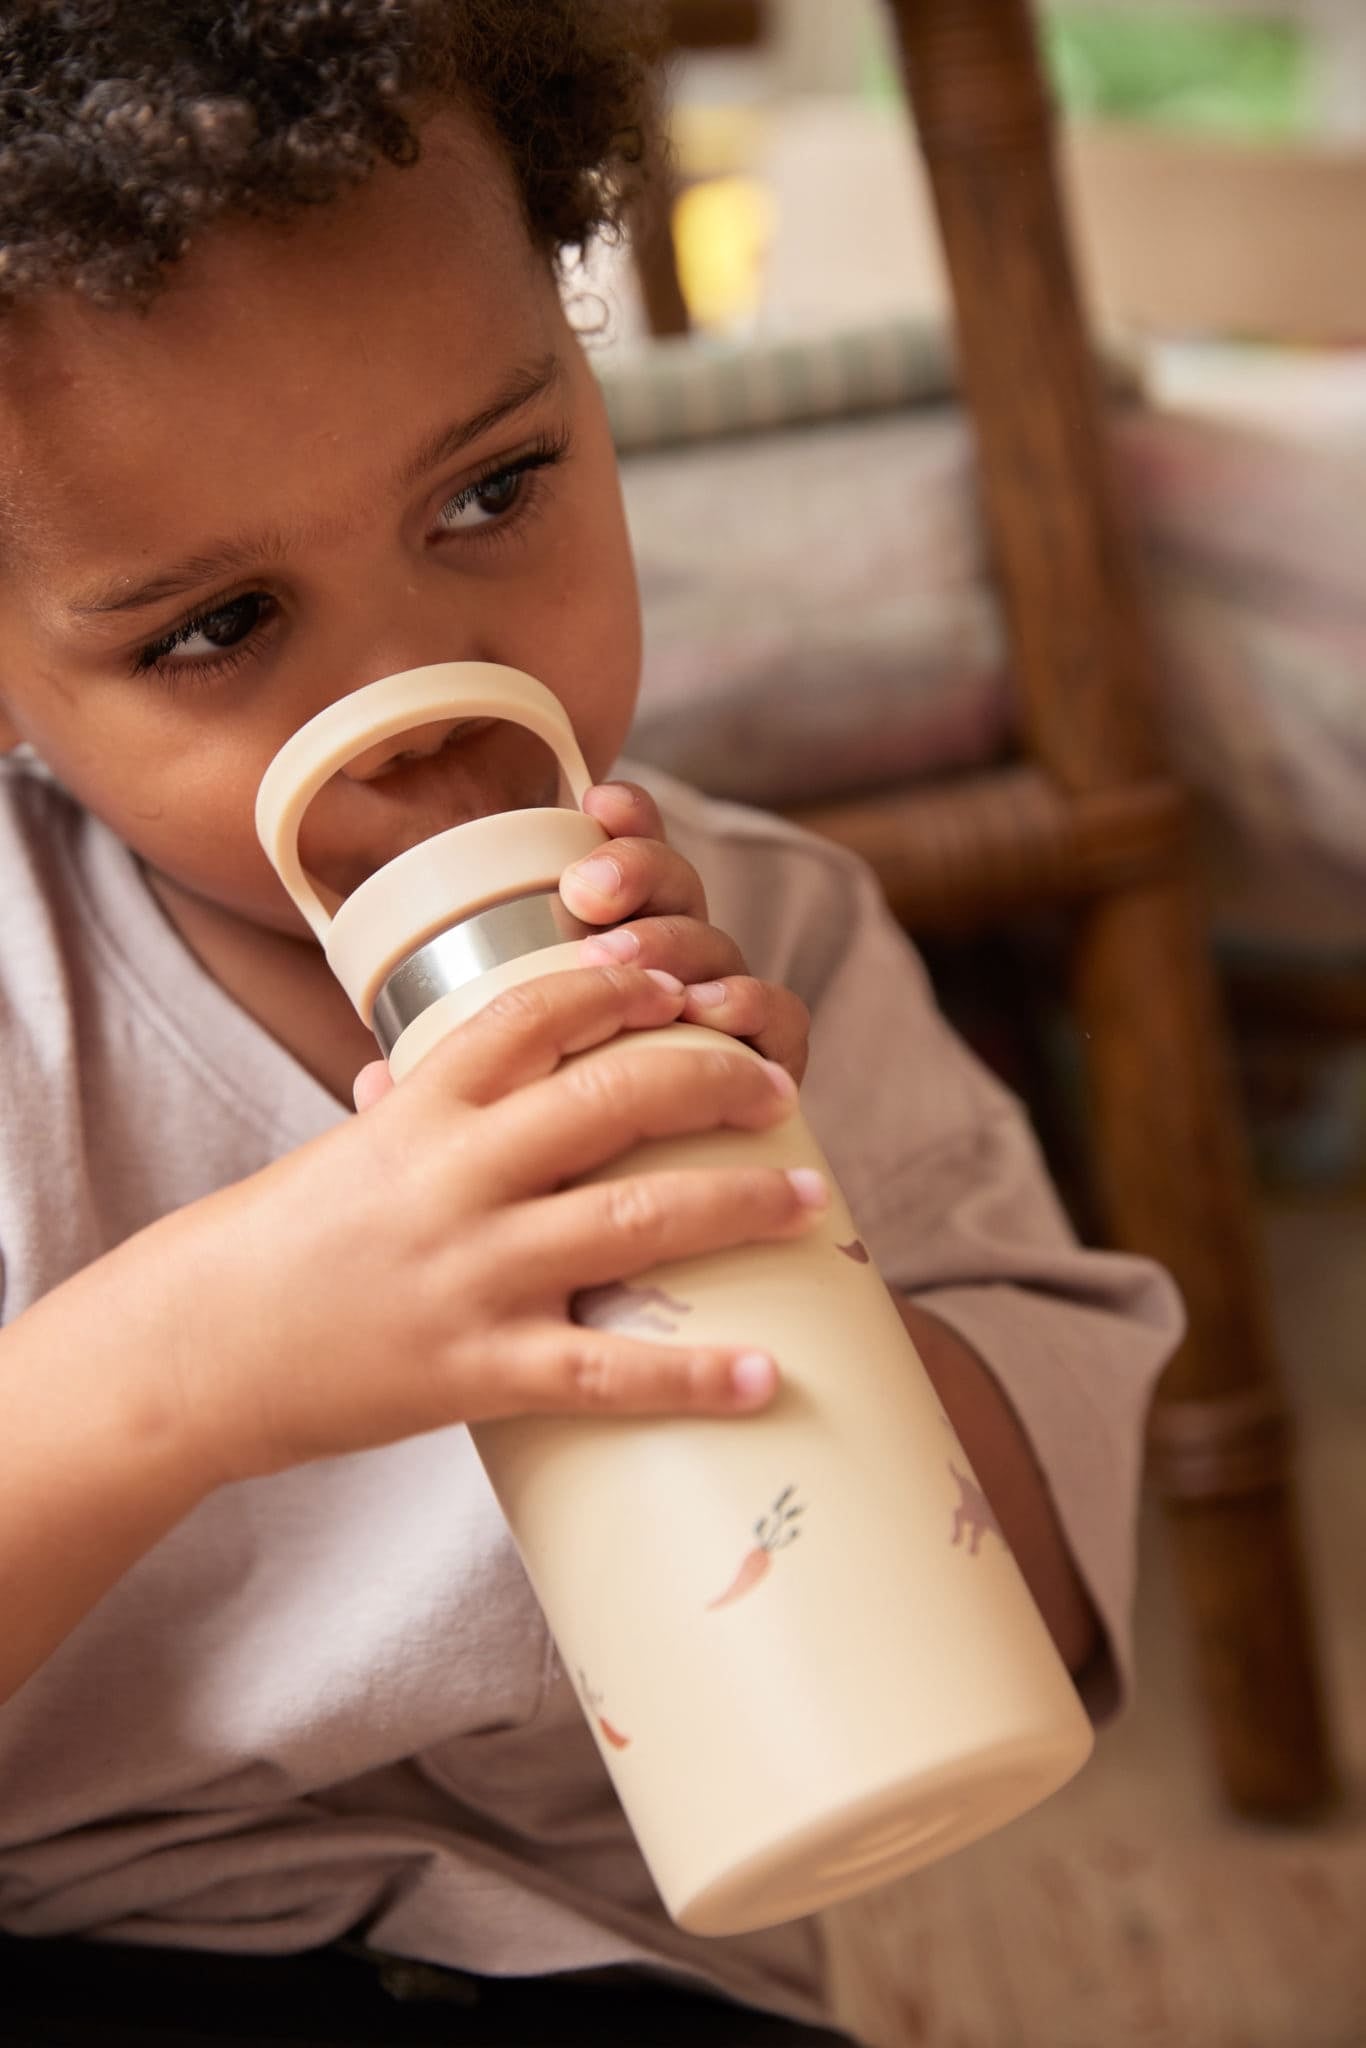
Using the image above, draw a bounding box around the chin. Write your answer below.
[148,862,320,942]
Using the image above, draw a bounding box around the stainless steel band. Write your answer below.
[371,890,587,1057]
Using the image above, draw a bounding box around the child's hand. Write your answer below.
[558,781,810,1086]
[168,965,827,1487]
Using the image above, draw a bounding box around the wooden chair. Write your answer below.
[643,0,1336,1819]
[632,1,769,339]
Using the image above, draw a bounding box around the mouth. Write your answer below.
[298,716,565,902]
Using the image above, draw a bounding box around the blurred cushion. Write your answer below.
[606,329,1366,952]
[603,317,1131,811]
[620,404,1012,808]
[597,318,989,453]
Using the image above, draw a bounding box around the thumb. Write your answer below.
[352,1059,395,1113]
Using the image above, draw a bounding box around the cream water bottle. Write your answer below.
[256,662,1093,1936]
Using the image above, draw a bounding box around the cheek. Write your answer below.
[99,777,265,898]
[542,454,642,779]
[15,696,280,909]
[561,552,641,778]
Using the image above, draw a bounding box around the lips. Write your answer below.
[296,716,564,901]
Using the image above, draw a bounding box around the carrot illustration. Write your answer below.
[837,1238,870,1264]
[577,1668,632,1750]
[707,1486,805,1611]
[707,1547,773,1611]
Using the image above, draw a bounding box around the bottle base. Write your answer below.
[670,1729,1091,1936]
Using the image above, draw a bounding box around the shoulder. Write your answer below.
[0,762,101,1314]
[622,759,895,1005]
[628,756,870,894]
[0,758,89,1008]
[624,759,1016,1177]
[0,758,103,1108]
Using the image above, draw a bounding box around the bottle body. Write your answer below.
[390,944,1094,1935]
[256,662,1094,1937]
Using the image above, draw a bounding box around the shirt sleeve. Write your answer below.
[646,770,1184,1722]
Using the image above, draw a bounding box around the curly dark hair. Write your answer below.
[0,0,665,309]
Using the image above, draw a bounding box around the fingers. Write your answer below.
[464,1319,781,1423]
[578,913,745,982]
[352,1060,393,1112]
[577,922,810,1086]
[500,1157,831,1303]
[580,779,667,846]
[468,1037,802,1204]
[411,966,688,1109]
[562,791,802,1071]
[682,977,811,1085]
[560,834,707,927]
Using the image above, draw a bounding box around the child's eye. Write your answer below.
[436,431,568,536]
[440,467,524,530]
[130,429,569,684]
[138,592,273,674]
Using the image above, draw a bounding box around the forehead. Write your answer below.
[0,111,557,579]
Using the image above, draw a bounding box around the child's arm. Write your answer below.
[0,1243,219,1705]
[0,965,822,1704]
[896,1298,1098,1675]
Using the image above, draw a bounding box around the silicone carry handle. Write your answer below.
[255,663,595,944]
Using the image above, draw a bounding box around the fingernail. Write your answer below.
[645,968,685,994]
[731,1352,777,1405]
[581,928,639,964]
[786,1168,829,1210]
[763,1059,797,1099]
[687,980,727,1008]
[570,855,622,899]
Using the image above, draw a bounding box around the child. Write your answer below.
[0,3,1180,2041]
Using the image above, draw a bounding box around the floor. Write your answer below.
[821,1198,1366,2048]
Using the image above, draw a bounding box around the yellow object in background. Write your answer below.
[672,175,776,331]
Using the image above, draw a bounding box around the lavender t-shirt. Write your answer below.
[0,759,1179,2026]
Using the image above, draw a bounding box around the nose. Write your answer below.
[340,717,467,782]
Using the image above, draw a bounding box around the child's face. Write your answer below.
[0,112,641,929]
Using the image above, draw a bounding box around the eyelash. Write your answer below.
[133,427,572,685]
[438,426,568,531]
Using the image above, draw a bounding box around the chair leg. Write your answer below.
[1074,872,1334,1816]
[630,152,691,340]
[884,0,1338,1816]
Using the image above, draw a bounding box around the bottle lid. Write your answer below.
[256,663,608,1021]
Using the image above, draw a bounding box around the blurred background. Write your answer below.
[574,4,1366,2044]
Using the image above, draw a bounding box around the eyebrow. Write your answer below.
[68,352,563,620]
